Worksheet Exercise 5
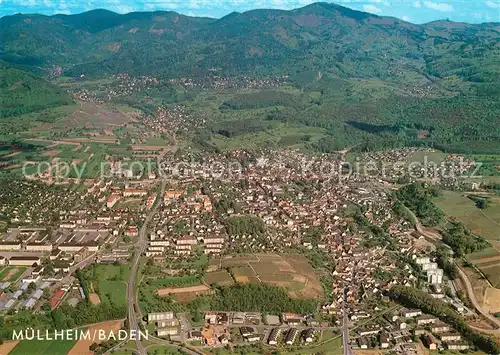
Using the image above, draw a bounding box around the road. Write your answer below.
[127,180,166,355]
[409,209,500,332]
[455,263,500,330]
[342,296,353,355]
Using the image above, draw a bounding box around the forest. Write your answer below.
[0,64,73,118]
[212,283,318,314]
[395,183,444,227]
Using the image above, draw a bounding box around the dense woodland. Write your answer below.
[395,183,444,227]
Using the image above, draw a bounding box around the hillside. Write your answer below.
[0,3,498,155]
[0,63,73,118]
[0,3,498,85]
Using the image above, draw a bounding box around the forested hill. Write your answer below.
[0,63,73,118]
[0,2,498,85]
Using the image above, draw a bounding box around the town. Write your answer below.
[1,145,498,355]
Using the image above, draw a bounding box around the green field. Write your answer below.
[9,339,77,355]
[468,247,500,261]
[0,266,27,282]
[479,266,500,288]
[147,275,201,287]
[83,263,130,306]
[204,270,234,286]
[435,191,500,240]
[467,247,500,288]
[408,150,447,165]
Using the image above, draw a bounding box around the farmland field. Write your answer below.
[204,270,234,286]
[9,339,77,355]
[209,253,324,299]
[468,248,500,289]
[0,266,27,282]
[435,191,500,240]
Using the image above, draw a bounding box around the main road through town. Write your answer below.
[128,180,166,355]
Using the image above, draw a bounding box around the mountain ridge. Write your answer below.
[0,2,498,85]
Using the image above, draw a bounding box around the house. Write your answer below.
[285,328,299,345]
[240,327,255,338]
[123,189,147,197]
[9,256,40,266]
[148,312,174,323]
[414,328,426,336]
[423,334,438,350]
[26,243,52,252]
[401,309,422,318]
[157,319,178,328]
[188,330,203,341]
[396,319,407,330]
[0,256,6,265]
[417,315,438,325]
[232,312,245,324]
[359,324,381,337]
[268,328,281,345]
[265,314,281,326]
[50,248,62,260]
[380,332,390,349]
[282,313,304,326]
[302,328,314,343]
[157,327,178,337]
[358,337,369,349]
[446,341,469,350]
[247,334,260,342]
[219,334,229,345]
[205,312,217,324]
[431,323,450,333]
[0,242,21,251]
[216,313,229,325]
[441,333,461,342]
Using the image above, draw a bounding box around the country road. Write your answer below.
[401,200,500,333]
[455,263,500,331]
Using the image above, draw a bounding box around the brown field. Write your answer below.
[131,145,166,151]
[472,255,500,264]
[0,340,19,355]
[1,268,18,282]
[68,320,123,355]
[460,266,500,314]
[157,284,211,296]
[41,149,61,157]
[235,276,249,283]
[203,270,234,286]
[89,293,101,305]
[3,151,21,158]
[212,253,324,299]
[483,287,500,313]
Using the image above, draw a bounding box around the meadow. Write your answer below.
[8,339,77,355]
[434,191,500,241]
[83,263,130,307]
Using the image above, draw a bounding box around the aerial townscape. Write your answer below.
[0,2,499,355]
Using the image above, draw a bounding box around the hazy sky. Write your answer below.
[0,0,498,23]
